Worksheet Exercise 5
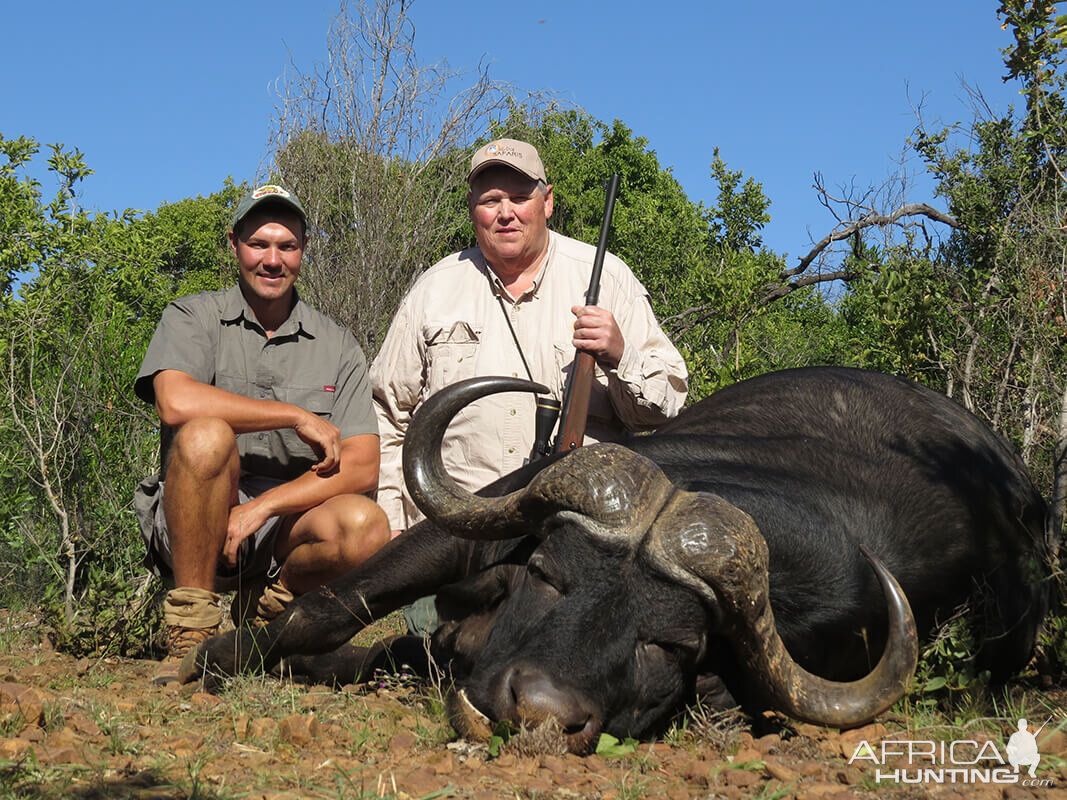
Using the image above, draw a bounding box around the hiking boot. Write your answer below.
[230,578,268,628]
[252,580,294,628]
[231,579,293,629]
[163,623,220,660]
[152,623,220,686]
[154,586,223,686]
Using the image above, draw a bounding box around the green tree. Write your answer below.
[0,134,239,652]
[268,0,552,355]
[705,147,771,252]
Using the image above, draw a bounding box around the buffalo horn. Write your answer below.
[647,491,919,727]
[403,377,550,539]
[404,376,675,542]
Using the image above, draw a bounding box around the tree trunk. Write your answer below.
[1020,348,1042,465]
[1049,379,1067,562]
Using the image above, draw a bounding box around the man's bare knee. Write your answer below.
[349,498,388,536]
[318,497,389,567]
[169,418,238,478]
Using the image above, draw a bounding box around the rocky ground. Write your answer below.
[0,620,1065,800]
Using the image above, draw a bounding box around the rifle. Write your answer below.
[554,173,621,453]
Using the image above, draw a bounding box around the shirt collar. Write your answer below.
[484,232,556,302]
[219,284,314,338]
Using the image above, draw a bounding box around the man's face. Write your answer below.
[468,167,554,273]
[228,208,306,306]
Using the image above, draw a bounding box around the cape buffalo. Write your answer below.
[181,367,1052,754]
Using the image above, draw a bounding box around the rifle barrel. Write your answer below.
[585,173,621,307]
[554,173,621,453]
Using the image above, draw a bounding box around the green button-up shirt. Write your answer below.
[135,285,376,481]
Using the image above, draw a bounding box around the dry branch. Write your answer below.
[788,203,961,279]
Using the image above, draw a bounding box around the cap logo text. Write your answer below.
[252,185,291,200]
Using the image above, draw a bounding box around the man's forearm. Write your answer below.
[154,370,307,433]
[605,342,688,427]
[246,436,380,519]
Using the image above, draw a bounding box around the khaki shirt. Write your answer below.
[134,285,377,482]
[371,231,688,530]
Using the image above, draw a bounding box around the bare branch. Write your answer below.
[266,0,558,353]
[788,203,961,279]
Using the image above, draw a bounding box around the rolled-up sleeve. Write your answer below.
[601,262,688,429]
[133,298,216,405]
[330,332,378,440]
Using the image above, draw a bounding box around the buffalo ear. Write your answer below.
[643,491,757,619]
[436,563,522,621]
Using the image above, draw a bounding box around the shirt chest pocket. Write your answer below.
[284,386,335,418]
[423,321,482,394]
[274,386,336,463]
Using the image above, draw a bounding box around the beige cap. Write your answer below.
[468,138,547,184]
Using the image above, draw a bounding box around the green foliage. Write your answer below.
[137,180,243,299]
[0,133,237,647]
[706,147,771,252]
[1036,611,1067,680]
[486,719,516,758]
[909,610,992,717]
[837,245,946,379]
[44,567,162,659]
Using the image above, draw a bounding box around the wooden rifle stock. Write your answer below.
[555,173,621,452]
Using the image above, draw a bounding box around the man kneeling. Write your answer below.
[133,185,388,680]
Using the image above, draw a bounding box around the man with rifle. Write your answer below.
[371,139,688,631]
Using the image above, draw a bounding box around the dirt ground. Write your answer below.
[0,620,1065,800]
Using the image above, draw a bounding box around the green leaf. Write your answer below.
[923,676,947,692]
[487,720,515,758]
[595,733,639,758]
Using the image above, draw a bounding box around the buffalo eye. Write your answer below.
[526,555,564,595]
[638,637,703,667]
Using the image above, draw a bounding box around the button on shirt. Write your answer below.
[371,231,688,530]
[134,285,377,482]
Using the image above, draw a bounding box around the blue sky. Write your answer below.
[3,2,1020,264]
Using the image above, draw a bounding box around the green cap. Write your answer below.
[232,184,307,230]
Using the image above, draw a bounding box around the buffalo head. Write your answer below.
[404,376,919,753]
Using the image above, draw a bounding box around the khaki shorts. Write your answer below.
[134,473,286,591]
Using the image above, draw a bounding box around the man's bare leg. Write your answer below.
[163,417,240,588]
[157,417,239,665]
[277,494,389,592]
[244,495,389,625]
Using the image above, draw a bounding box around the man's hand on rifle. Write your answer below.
[571,305,624,369]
